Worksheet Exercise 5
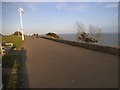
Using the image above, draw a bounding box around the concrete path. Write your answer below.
[20,36,118,88]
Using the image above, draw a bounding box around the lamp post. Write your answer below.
[17,28,19,36]
[18,8,24,41]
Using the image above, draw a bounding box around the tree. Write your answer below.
[88,25,102,42]
[76,22,102,43]
[76,22,86,42]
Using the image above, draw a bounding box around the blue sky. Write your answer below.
[2,2,118,34]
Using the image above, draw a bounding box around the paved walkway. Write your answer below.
[20,36,118,88]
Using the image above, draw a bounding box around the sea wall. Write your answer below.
[41,37,119,56]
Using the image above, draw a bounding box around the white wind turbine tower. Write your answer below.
[18,8,24,41]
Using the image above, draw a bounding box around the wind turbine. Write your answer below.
[18,8,24,41]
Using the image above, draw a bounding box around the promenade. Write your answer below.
[20,36,118,88]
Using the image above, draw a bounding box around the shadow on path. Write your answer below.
[18,47,30,88]
[2,50,19,89]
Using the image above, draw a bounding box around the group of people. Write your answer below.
[32,33,39,39]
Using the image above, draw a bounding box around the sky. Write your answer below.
[1,2,119,35]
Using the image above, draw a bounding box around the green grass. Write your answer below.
[2,74,10,88]
[2,54,21,89]
[2,54,21,68]
[2,35,23,49]
[2,55,15,68]
[0,36,2,43]
[7,54,21,88]
[2,35,23,88]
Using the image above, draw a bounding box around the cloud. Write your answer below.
[56,2,67,10]
[56,2,89,12]
[25,4,38,12]
[69,4,89,11]
[104,3,118,8]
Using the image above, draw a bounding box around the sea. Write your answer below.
[59,33,119,47]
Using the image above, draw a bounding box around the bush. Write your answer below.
[46,32,59,39]
[13,31,22,36]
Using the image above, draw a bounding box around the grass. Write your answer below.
[2,55,15,68]
[2,35,23,88]
[0,36,2,43]
[2,74,10,88]
[2,35,23,49]
[2,54,21,89]
[7,54,21,88]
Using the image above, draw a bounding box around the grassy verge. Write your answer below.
[2,35,23,88]
[2,35,23,49]
[7,54,21,88]
[2,55,15,68]
[2,54,21,89]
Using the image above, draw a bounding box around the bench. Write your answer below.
[1,43,13,55]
